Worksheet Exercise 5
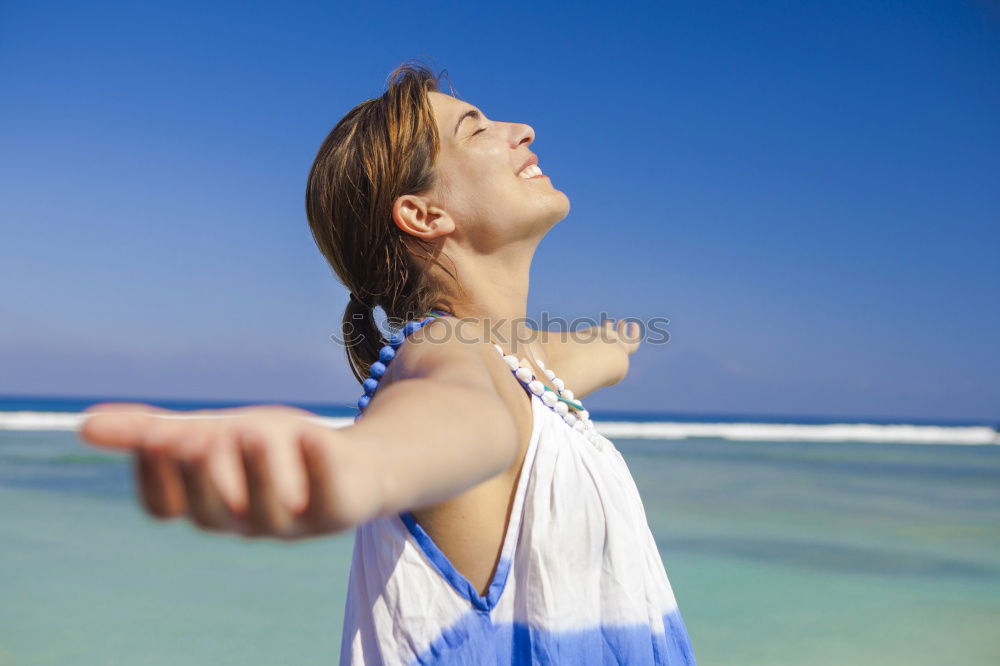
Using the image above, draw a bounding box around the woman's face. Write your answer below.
[407,91,570,251]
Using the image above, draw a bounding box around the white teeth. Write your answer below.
[518,164,543,178]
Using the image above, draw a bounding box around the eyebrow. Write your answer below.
[453,108,482,137]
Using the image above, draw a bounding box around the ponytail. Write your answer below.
[342,296,386,384]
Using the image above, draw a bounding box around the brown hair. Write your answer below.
[305,60,462,384]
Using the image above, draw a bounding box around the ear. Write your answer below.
[392,194,455,240]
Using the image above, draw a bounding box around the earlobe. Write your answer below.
[392,195,454,240]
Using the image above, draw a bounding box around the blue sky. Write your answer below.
[1,0,997,421]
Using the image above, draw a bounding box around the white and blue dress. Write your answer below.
[340,379,697,664]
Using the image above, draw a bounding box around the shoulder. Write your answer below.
[381,317,533,443]
[383,317,509,393]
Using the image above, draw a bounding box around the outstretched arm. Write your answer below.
[537,318,643,400]
[78,332,517,541]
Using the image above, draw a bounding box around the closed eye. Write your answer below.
[473,127,487,136]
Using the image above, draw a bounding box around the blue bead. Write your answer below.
[389,331,406,349]
[379,345,396,363]
[357,395,371,411]
[363,377,379,395]
[403,321,419,337]
[369,361,386,379]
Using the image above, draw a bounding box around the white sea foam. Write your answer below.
[3,410,997,445]
[590,421,1000,445]
[0,411,86,431]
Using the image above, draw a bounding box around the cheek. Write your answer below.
[441,153,523,222]
[454,165,512,212]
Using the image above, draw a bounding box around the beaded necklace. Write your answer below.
[487,342,604,450]
[353,308,450,421]
[353,310,605,451]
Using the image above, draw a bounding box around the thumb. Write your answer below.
[79,403,171,449]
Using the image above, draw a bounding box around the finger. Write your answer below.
[176,436,238,532]
[133,421,195,518]
[298,430,346,534]
[209,438,249,516]
[238,431,295,537]
[617,319,640,339]
[79,407,174,450]
[134,447,188,519]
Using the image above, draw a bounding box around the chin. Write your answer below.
[537,199,570,234]
[512,191,571,237]
[549,190,571,222]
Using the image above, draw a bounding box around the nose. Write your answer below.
[513,122,534,148]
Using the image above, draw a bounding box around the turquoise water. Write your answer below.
[1,429,998,665]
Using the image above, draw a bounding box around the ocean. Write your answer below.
[1,396,998,665]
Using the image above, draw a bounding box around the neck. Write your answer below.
[433,238,539,356]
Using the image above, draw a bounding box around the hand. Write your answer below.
[77,403,377,540]
[603,318,643,355]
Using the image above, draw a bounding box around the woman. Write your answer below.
[80,60,697,665]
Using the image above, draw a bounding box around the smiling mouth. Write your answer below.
[518,164,546,179]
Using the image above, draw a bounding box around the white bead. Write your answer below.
[542,392,558,407]
[503,355,519,370]
[574,421,586,432]
[544,368,556,380]
[528,380,544,395]
[555,401,569,415]
[552,378,565,391]
[559,388,574,401]
[515,367,533,383]
[537,359,546,369]
[493,344,505,356]
[563,413,577,427]
[579,410,589,421]
[518,357,531,368]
